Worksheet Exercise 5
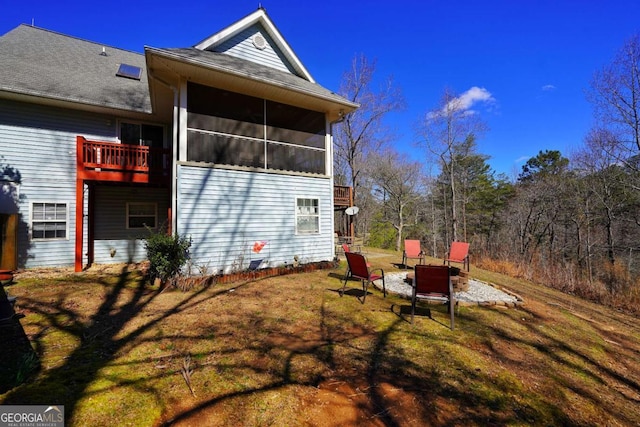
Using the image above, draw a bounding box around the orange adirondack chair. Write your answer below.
[443,241,470,271]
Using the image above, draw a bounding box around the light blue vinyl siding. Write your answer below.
[0,99,116,267]
[92,186,170,265]
[177,165,333,274]
[212,24,296,75]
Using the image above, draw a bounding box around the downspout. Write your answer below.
[149,73,179,236]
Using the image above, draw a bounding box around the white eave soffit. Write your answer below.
[193,8,315,83]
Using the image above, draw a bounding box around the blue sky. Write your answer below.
[2,0,640,177]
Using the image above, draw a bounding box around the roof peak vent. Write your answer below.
[252,33,267,50]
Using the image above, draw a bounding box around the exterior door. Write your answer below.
[0,214,17,270]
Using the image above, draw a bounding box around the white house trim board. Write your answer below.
[193,8,315,83]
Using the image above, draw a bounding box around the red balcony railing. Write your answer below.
[77,136,170,183]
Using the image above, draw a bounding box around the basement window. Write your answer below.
[31,202,67,240]
[127,202,157,229]
[116,63,142,80]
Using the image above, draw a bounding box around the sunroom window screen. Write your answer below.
[187,83,326,174]
[188,132,264,168]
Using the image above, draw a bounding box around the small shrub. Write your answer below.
[145,230,191,285]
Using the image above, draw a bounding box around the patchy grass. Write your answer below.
[1,252,640,426]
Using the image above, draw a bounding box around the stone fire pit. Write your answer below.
[376,271,522,307]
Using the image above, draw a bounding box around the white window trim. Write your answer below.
[295,197,320,235]
[126,202,158,230]
[30,201,69,241]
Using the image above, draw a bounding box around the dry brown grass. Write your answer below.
[2,251,640,426]
[476,254,640,317]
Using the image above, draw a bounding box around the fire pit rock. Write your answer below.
[378,271,523,307]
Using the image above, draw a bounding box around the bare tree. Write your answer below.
[588,33,640,165]
[416,87,489,242]
[334,54,405,211]
[368,149,424,251]
[585,32,640,279]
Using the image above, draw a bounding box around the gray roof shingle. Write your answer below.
[0,24,356,115]
[0,25,151,113]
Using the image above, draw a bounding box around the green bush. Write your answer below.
[145,231,191,283]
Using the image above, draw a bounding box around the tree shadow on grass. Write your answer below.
[3,267,633,426]
[0,265,248,422]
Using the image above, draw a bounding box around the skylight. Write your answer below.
[116,64,142,80]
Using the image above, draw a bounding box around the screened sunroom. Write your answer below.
[186,82,328,175]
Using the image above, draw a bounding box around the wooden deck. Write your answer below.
[334,185,352,208]
[76,136,171,184]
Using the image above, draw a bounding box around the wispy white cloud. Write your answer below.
[542,84,556,91]
[429,86,496,119]
[453,86,495,110]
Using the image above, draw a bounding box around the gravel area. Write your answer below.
[377,272,522,306]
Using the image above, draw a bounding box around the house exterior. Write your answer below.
[0,8,358,274]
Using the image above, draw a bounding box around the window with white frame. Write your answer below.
[31,202,67,240]
[296,198,320,234]
[126,202,157,229]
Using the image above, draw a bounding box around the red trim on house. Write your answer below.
[75,173,84,272]
[74,136,172,272]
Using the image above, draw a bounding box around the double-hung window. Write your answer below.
[31,202,67,240]
[296,198,320,234]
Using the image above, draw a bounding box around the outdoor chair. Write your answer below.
[341,251,386,304]
[443,241,470,271]
[342,243,369,278]
[412,264,455,330]
[342,243,355,254]
[402,239,425,268]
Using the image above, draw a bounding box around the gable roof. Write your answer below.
[146,46,356,117]
[0,24,151,115]
[193,7,314,83]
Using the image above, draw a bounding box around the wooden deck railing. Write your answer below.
[77,136,170,183]
[334,185,352,207]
